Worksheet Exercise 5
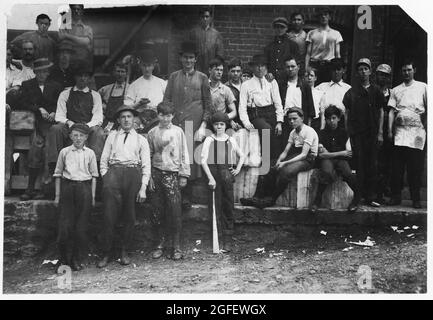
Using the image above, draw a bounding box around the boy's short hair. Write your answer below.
[227,58,242,70]
[36,13,51,23]
[324,105,342,119]
[287,107,304,118]
[290,11,304,20]
[284,55,299,65]
[305,66,318,76]
[402,58,416,69]
[209,57,224,69]
[157,101,175,115]
[70,123,90,135]
[114,61,127,71]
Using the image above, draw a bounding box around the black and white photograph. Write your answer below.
[0,0,429,298]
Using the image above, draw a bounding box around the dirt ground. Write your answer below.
[2,224,426,294]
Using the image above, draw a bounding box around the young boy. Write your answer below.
[312,105,360,212]
[201,112,245,252]
[53,123,98,271]
[147,102,190,260]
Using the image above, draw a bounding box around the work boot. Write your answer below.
[97,256,109,268]
[70,258,83,271]
[172,248,183,261]
[239,197,255,206]
[223,236,233,252]
[20,190,35,201]
[119,249,131,265]
[33,192,46,200]
[151,248,163,259]
[347,201,359,213]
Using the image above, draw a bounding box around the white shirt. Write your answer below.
[288,124,319,157]
[6,64,21,91]
[100,128,151,186]
[315,80,351,113]
[284,79,302,113]
[311,87,325,118]
[239,75,284,126]
[11,60,35,86]
[124,75,167,110]
[55,86,104,128]
[306,27,343,61]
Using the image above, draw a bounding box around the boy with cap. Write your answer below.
[124,49,167,133]
[46,61,105,179]
[375,64,393,203]
[53,123,98,271]
[18,58,63,200]
[147,102,190,260]
[305,8,343,84]
[97,105,151,268]
[163,40,212,208]
[241,107,318,209]
[343,58,385,207]
[312,105,360,212]
[201,111,245,252]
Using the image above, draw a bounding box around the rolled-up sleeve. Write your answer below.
[179,129,191,178]
[139,136,151,187]
[100,132,114,176]
[239,83,251,127]
[88,150,99,178]
[53,149,66,177]
[87,91,103,127]
[55,89,69,124]
[271,80,284,122]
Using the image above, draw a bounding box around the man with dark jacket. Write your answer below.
[18,58,63,200]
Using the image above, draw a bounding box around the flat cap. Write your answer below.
[376,64,392,74]
[356,58,372,69]
[272,17,289,28]
[70,123,90,135]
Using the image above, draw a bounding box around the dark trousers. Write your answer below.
[377,139,393,199]
[101,166,141,253]
[46,123,106,164]
[208,165,235,238]
[28,120,51,169]
[351,132,378,201]
[150,168,182,250]
[391,146,425,202]
[57,179,92,263]
[254,148,314,200]
[316,158,360,203]
[309,60,332,85]
[248,105,280,161]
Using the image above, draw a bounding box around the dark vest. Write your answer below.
[66,88,94,123]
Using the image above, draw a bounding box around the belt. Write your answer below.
[62,178,92,184]
[109,163,141,168]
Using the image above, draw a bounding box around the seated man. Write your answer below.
[312,105,360,212]
[16,58,63,200]
[46,61,105,177]
[240,107,318,208]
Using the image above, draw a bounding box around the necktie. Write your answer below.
[124,132,129,144]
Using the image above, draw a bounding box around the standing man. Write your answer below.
[17,58,62,200]
[375,64,393,203]
[189,7,224,74]
[225,58,243,130]
[12,40,36,87]
[46,62,104,178]
[97,105,151,267]
[11,13,56,62]
[316,58,351,129]
[208,58,237,121]
[264,17,300,87]
[48,42,75,90]
[98,61,129,131]
[124,49,167,133]
[343,58,385,207]
[287,12,307,70]
[388,60,427,209]
[239,54,284,162]
[305,8,343,84]
[163,41,212,208]
[58,4,93,68]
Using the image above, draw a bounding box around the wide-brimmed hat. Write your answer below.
[58,42,75,53]
[115,104,139,118]
[70,123,90,135]
[376,64,392,75]
[72,61,93,76]
[179,41,198,56]
[33,58,53,71]
[272,17,289,28]
[356,58,372,69]
[248,54,268,67]
[137,49,156,64]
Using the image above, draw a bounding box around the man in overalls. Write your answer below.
[98,61,129,132]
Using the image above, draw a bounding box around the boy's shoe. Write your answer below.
[172,249,183,261]
[347,201,359,213]
[70,259,83,271]
[33,192,46,200]
[20,191,35,201]
[119,249,130,265]
[239,197,255,206]
[366,200,381,207]
[151,248,164,259]
[97,256,109,268]
[222,239,233,253]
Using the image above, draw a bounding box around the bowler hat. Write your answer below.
[376,64,392,75]
[272,17,289,28]
[356,58,372,69]
[179,41,198,56]
[70,123,90,135]
[115,104,139,119]
[137,49,156,64]
[33,58,53,71]
[248,54,268,67]
[210,111,230,124]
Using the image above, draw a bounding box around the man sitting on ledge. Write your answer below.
[240,107,318,208]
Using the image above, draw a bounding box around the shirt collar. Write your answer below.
[71,145,87,151]
[119,128,136,135]
[330,80,343,87]
[182,69,196,76]
[114,82,126,89]
[159,123,172,129]
[73,86,90,93]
